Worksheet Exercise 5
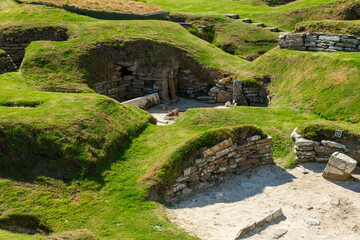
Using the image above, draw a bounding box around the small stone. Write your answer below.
[214,192,224,200]
[301,203,313,210]
[327,195,340,206]
[303,217,321,226]
[272,229,288,239]
[225,101,232,107]
[247,135,261,141]
[159,104,168,111]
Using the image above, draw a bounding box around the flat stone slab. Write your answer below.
[202,138,233,158]
[122,93,160,110]
[323,152,357,182]
[222,14,240,19]
[235,208,284,239]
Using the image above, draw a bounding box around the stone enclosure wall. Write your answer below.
[279,32,360,52]
[0,27,69,67]
[0,50,16,74]
[165,134,274,199]
[90,41,269,106]
[292,128,360,163]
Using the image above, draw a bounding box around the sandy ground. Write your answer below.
[148,98,225,125]
[166,163,360,240]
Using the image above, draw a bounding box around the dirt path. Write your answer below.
[148,97,226,125]
[166,163,360,240]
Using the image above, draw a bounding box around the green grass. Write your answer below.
[296,20,360,35]
[1,2,360,240]
[148,0,360,30]
[176,14,279,60]
[252,48,360,123]
[0,0,18,8]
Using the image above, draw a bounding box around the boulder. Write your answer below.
[322,152,357,182]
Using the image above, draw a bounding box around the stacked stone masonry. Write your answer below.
[197,79,268,106]
[0,51,16,74]
[166,135,274,199]
[292,128,360,163]
[0,27,68,67]
[279,32,360,52]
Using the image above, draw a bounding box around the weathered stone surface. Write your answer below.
[322,152,357,182]
[279,33,304,48]
[122,93,160,110]
[291,128,301,141]
[295,138,320,147]
[303,217,321,226]
[216,90,232,103]
[321,140,347,149]
[272,229,288,239]
[233,80,248,106]
[235,208,284,239]
[203,138,233,158]
[222,14,240,19]
[247,135,261,141]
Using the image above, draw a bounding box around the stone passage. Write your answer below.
[279,32,360,52]
[292,128,360,163]
[165,135,273,199]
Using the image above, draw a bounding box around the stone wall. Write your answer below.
[197,79,269,106]
[0,27,68,67]
[292,128,360,163]
[279,32,360,52]
[0,50,16,74]
[165,135,273,199]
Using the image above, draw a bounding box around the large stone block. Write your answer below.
[233,80,248,106]
[322,152,357,182]
[279,33,305,49]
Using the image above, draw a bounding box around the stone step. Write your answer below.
[222,14,240,19]
[239,18,252,23]
[265,27,279,32]
[252,23,266,28]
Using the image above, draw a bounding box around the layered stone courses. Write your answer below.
[166,135,274,199]
[279,32,360,52]
[292,128,360,163]
[0,27,68,67]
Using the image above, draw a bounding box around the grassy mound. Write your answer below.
[262,0,295,7]
[173,14,279,60]
[20,0,165,15]
[0,0,18,8]
[0,73,154,179]
[296,20,360,35]
[252,48,360,123]
[148,0,360,30]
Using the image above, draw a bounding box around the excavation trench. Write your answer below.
[166,163,360,240]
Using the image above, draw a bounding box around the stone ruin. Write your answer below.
[279,32,360,52]
[91,41,269,108]
[0,27,68,68]
[162,134,274,199]
[291,128,360,163]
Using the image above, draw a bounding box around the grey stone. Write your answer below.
[296,138,320,147]
[272,229,288,239]
[301,203,313,210]
[303,217,321,226]
[233,80,248,106]
[323,152,357,182]
[247,135,261,141]
[321,140,346,149]
[319,35,341,42]
[291,128,301,141]
[222,14,240,19]
[214,192,225,200]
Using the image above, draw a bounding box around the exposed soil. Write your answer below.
[166,163,360,240]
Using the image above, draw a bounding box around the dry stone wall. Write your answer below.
[197,79,269,106]
[165,135,274,199]
[292,128,360,163]
[279,32,360,52]
[0,50,16,74]
[0,27,68,67]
